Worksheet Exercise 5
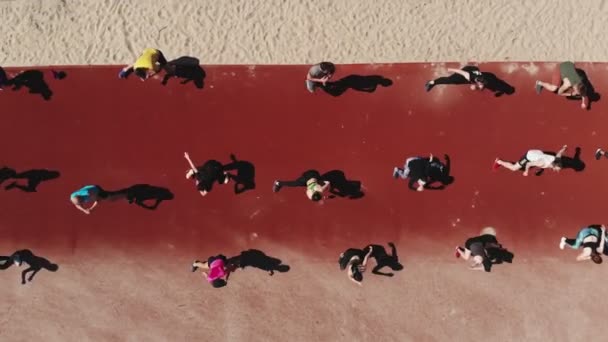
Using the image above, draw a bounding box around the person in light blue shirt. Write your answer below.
[70,185,107,215]
[560,225,606,263]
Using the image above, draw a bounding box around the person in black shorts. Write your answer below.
[393,154,453,191]
[272,170,331,201]
[425,65,488,92]
[184,152,230,197]
[455,227,512,272]
[338,246,373,286]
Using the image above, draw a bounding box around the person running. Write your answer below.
[455,227,507,272]
[70,185,107,214]
[393,154,445,191]
[184,152,230,197]
[272,170,331,201]
[493,145,568,176]
[191,255,233,288]
[559,225,606,263]
[535,61,589,109]
[425,65,488,92]
[306,62,336,93]
[339,246,373,286]
[119,48,168,81]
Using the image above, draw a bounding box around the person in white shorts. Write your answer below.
[493,145,567,176]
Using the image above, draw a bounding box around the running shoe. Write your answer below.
[492,159,501,171]
[191,260,200,272]
[595,149,604,161]
[535,81,543,94]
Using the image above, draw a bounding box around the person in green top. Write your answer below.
[272,170,331,202]
[535,61,589,109]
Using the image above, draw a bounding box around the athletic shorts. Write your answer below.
[469,242,485,257]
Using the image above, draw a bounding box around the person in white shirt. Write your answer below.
[493,145,567,176]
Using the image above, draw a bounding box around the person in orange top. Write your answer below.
[119,48,168,81]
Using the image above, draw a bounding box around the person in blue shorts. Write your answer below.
[70,185,107,214]
[559,225,606,263]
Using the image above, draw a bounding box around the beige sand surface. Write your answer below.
[2,242,607,342]
[1,0,607,67]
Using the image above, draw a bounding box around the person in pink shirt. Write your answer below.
[191,255,232,288]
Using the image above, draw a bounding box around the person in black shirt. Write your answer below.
[393,154,452,191]
[455,227,511,272]
[338,246,373,286]
[184,152,230,197]
[425,65,488,92]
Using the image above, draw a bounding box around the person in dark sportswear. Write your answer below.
[559,225,606,263]
[272,170,331,201]
[425,65,488,92]
[535,61,589,109]
[455,227,512,272]
[338,246,373,286]
[393,154,452,191]
[184,152,231,197]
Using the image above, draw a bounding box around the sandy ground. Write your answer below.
[1,0,608,67]
[2,242,608,342]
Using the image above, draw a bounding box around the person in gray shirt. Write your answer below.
[306,62,336,93]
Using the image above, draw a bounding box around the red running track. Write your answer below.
[1,62,608,259]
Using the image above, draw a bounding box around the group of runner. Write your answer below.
[5,49,605,287]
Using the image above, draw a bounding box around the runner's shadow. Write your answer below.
[364,243,404,277]
[322,75,393,97]
[425,154,455,190]
[321,170,364,199]
[0,249,59,285]
[227,249,290,276]
[223,154,256,194]
[6,70,53,100]
[481,72,515,97]
[1,168,60,192]
[162,56,206,89]
[107,184,174,210]
[535,147,585,176]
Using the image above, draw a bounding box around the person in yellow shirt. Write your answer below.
[119,48,168,81]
